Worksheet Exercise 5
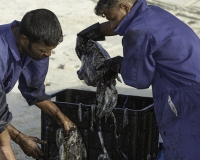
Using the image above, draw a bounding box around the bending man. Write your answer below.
[78,0,200,159]
[0,8,74,159]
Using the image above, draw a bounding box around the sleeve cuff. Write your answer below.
[28,94,51,106]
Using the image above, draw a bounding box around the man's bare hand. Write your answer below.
[16,133,46,159]
[62,116,75,136]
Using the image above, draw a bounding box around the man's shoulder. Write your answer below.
[0,21,19,54]
[0,23,11,36]
[0,21,19,36]
[0,24,10,60]
[0,22,12,48]
[143,6,191,35]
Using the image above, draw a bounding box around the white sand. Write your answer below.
[0,0,200,159]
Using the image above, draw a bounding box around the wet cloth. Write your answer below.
[114,0,200,159]
[0,21,51,132]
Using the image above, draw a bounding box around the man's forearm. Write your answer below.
[7,125,21,143]
[77,21,117,41]
[0,128,16,160]
[36,100,74,134]
[99,21,118,36]
[35,100,66,126]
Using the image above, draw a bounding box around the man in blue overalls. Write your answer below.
[78,0,200,159]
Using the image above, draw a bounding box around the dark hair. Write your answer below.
[95,0,119,17]
[20,8,63,46]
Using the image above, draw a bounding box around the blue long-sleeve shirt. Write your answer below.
[0,20,51,132]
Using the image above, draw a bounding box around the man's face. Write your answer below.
[104,2,131,29]
[24,40,56,61]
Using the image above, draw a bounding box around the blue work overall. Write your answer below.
[153,67,200,160]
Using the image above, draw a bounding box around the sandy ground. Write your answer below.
[0,0,200,159]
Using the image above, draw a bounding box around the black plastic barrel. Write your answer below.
[41,89,159,160]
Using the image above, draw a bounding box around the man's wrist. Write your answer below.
[53,110,66,126]
[13,132,24,144]
[99,21,118,36]
[12,131,21,142]
[7,124,21,143]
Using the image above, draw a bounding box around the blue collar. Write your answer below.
[6,20,33,68]
[7,20,21,61]
[114,0,148,36]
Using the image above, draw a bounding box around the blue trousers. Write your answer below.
[156,149,164,160]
